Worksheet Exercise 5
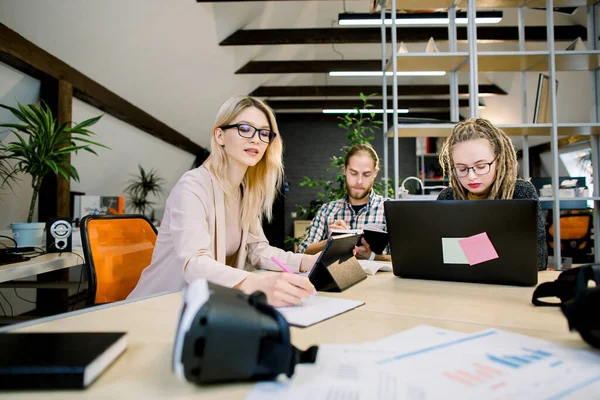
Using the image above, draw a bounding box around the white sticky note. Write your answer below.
[441,237,469,264]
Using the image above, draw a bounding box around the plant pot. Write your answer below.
[10,222,45,248]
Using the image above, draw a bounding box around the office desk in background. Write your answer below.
[0,250,85,319]
[2,270,587,400]
[0,250,84,283]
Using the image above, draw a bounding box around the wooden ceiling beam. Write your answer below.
[266,99,473,109]
[221,26,587,46]
[237,60,381,74]
[0,23,204,155]
[277,112,456,120]
[250,84,507,97]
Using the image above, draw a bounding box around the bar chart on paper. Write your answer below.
[443,363,503,387]
[487,348,555,369]
[246,327,600,400]
[378,330,600,399]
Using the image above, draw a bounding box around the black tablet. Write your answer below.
[308,233,367,292]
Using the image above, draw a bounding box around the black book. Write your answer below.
[0,332,127,390]
[329,224,389,254]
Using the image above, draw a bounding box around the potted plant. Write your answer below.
[0,101,107,247]
[123,164,165,220]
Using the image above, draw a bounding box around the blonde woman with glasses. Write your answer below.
[129,96,318,306]
[437,118,547,270]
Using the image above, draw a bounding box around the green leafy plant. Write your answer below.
[297,93,393,216]
[0,102,107,223]
[124,164,165,217]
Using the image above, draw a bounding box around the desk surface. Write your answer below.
[4,271,584,399]
[0,250,84,283]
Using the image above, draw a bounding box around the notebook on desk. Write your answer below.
[0,332,127,390]
[277,296,364,328]
[384,200,539,286]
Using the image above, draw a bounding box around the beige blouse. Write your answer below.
[128,166,303,299]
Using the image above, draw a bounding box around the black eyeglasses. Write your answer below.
[453,158,497,178]
[221,123,277,144]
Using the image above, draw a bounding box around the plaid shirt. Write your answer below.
[297,190,389,254]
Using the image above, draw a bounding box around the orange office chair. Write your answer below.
[547,213,593,263]
[80,214,158,305]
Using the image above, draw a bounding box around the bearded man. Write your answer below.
[296,143,390,262]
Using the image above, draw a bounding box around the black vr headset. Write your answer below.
[173,279,318,384]
[532,264,600,348]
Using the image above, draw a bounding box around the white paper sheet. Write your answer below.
[357,260,392,275]
[276,296,364,328]
[246,326,466,400]
[246,327,600,400]
[375,329,600,399]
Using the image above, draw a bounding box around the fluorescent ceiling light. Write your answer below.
[329,71,447,77]
[323,109,409,114]
[338,11,503,26]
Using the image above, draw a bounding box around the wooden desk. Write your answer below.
[3,271,585,399]
[0,250,84,283]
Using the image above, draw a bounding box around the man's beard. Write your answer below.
[346,182,372,201]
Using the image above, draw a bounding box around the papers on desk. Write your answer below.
[246,325,600,400]
[357,260,392,275]
[277,296,364,328]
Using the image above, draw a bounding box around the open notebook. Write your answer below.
[358,260,393,275]
[329,223,389,254]
[277,296,364,328]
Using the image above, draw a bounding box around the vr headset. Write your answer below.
[532,264,600,348]
[173,279,318,384]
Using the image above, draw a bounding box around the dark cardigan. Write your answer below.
[437,180,548,271]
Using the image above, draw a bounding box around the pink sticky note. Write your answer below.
[458,232,499,266]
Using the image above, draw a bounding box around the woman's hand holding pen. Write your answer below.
[237,256,316,307]
[239,273,314,307]
[256,273,315,307]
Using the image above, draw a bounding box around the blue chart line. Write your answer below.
[544,375,600,400]
[487,348,553,369]
[376,330,498,365]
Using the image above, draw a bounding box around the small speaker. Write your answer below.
[46,217,73,253]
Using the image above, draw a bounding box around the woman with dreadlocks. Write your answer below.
[437,118,548,270]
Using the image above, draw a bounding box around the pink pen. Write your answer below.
[271,256,293,273]
[271,256,317,295]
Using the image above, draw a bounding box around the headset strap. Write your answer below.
[532,264,600,307]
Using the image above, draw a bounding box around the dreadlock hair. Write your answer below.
[438,118,518,200]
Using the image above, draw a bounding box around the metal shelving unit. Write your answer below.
[379,0,600,269]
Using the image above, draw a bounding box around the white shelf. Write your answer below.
[386,51,600,73]
[461,52,547,72]
[539,197,600,201]
[533,51,600,72]
[377,0,597,10]
[388,123,600,138]
[386,53,469,73]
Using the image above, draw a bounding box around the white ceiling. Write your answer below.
[0,0,591,151]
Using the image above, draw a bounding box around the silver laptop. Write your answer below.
[384,200,539,286]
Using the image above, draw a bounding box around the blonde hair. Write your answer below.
[344,143,380,170]
[204,96,283,227]
[438,118,518,200]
